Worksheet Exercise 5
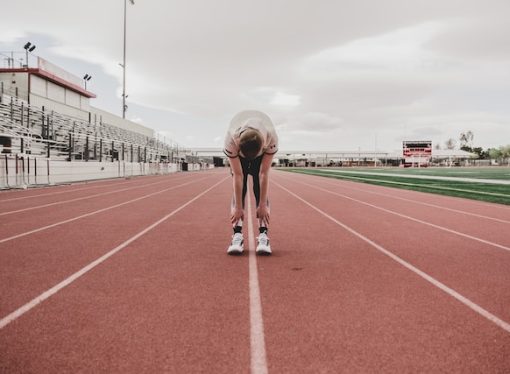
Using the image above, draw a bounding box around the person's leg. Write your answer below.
[232,157,250,233]
[228,157,250,255]
[249,156,270,237]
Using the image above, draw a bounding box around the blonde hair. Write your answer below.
[239,129,263,160]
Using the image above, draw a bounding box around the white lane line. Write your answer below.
[247,196,269,374]
[0,175,192,217]
[0,175,210,244]
[0,176,228,330]
[282,170,510,207]
[291,178,510,253]
[274,181,510,334]
[0,175,164,203]
[285,172,510,224]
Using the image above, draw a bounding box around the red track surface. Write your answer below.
[1,169,509,373]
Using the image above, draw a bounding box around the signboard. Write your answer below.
[403,140,432,167]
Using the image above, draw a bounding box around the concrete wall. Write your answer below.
[0,155,203,189]
[0,72,29,100]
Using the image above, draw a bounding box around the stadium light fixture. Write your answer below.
[122,0,135,119]
[23,42,36,68]
[83,74,92,89]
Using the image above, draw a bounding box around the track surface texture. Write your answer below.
[1,169,509,373]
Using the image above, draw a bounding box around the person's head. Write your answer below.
[239,128,263,160]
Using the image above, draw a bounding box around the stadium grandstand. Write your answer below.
[0,54,209,189]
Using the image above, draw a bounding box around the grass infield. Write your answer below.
[281,168,510,206]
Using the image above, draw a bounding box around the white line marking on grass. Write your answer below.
[275,181,510,334]
[0,175,209,244]
[317,169,510,185]
[0,176,228,330]
[293,178,510,253]
[247,196,269,374]
[287,172,510,224]
[0,175,191,217]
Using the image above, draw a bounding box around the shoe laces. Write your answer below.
[257,233,269,246]
[232,233,243,245]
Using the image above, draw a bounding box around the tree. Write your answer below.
[445,138,456,150]
[459,131,474,149]
[472,147,488,159]
[500,145,510,165]
[489,148,502,160]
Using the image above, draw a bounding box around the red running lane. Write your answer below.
[287,170,510,217]
[0,173,192,215]
[0,171,252,373]
[0,173,226,316]
[0,174,199,239]
[257,174,510,373]
[272,172,510,323]
[279,171,510,248]
[0,174,165,204]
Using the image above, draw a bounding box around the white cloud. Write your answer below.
[270,92,301,107]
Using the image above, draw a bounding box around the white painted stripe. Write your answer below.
[295,170,510,198]
[247,197,269,374]
[295,179,510,253]
[316,168,510,185]
[310,175,510,224]
[0,175,191,217]
[275,181,510,334]
[0,176,228,330]
[0,175,209,244]
[0,175,162,203]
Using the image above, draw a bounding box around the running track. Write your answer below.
[0,169,509,373]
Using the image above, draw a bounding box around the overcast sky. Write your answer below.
[1,0,509,152]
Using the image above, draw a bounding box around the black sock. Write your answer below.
[233,226,242,234]
[259,227,268,234]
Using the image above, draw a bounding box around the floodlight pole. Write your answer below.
[122,0,134,119]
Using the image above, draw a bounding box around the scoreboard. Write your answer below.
[403,140,432,167]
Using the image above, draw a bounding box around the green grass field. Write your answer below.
[281,167,510,205]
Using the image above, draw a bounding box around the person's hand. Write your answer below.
[256,204,270,225]
[231,207,244,225]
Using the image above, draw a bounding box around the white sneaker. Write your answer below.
[256,232,272,256]
[227,233,244,255]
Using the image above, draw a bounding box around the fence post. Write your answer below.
[85,136,89,161]
[20,102,24,154]
[4,155,9,188]
[68,131,72,161]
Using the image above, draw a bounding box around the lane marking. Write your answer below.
[328,178,510,224]
[0,176,228,330]
[274,181,510,334]
[285,170,510,199]
[315,168,510,185]
[0,175,209,244]
[287,177,510,253]
[0,175,191,217]
[247,196,269,374]
[0,174,165,203]
[283,171,510,224]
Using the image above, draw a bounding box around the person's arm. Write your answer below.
[256,153,274,225]
[230,156,244,224]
